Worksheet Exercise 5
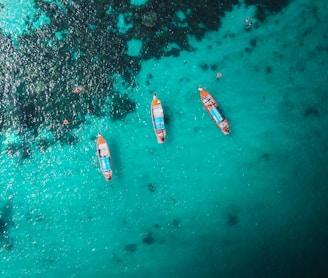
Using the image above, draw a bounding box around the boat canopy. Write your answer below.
[101,157,111,171]
[154,117,165,130]
[210,107,224,123]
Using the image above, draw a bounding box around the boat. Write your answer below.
[199,86,230,135]
[150,93,166,143]
[97,132,112,181]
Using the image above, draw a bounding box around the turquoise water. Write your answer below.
[1,0,328,277]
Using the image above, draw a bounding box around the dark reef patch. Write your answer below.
[227,213,238,226]
[164,48,180,57]
[250,38,257,47]
[210,64,218,71]
[245,0,291,21]
[6,145,20,158]
[304,106,320,117]
[109,92,137,121]
[0,198,14,251]
[171,218,181,228]
[58,132,80,146]
[148,183,156,192]
[226,205,240,227]
[20,144,33,159]
[265,66,272,74]
[142,231,154,245]
[124,243,137,253]
[260,152,271,161]
[200,63,209,71]
[37,139,52,153]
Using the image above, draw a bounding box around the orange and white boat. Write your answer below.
[150,93,166,143]
[199,86,230,135]
[97,132,112,181]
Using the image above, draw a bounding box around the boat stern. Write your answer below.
[105,170,112,181]
[156,129,166,143]
[219,119,231,135]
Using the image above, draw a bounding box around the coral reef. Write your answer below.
[0,0,291,157]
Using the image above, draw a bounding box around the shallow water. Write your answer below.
[0,0,328,277]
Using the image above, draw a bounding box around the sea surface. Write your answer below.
[0,0,328,277]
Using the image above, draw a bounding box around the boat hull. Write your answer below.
[97,133,112,181]
[199,87,230,135]
[151,93,166,143]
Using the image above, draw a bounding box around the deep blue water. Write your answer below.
[1,0,328,277]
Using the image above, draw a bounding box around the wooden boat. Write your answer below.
[151,93,166,143]
[199,86,230,135]
[97,132,112,181]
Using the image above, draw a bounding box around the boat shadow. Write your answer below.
[163,104,173,143]
[109,137,123,179]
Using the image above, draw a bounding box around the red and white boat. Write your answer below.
[150,93,166,143]
[199,86,230,135]
[97,132,112,181]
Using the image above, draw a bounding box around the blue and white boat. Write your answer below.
[199,86,230,135]
[151,93,166,143]
[97,132,112,181]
